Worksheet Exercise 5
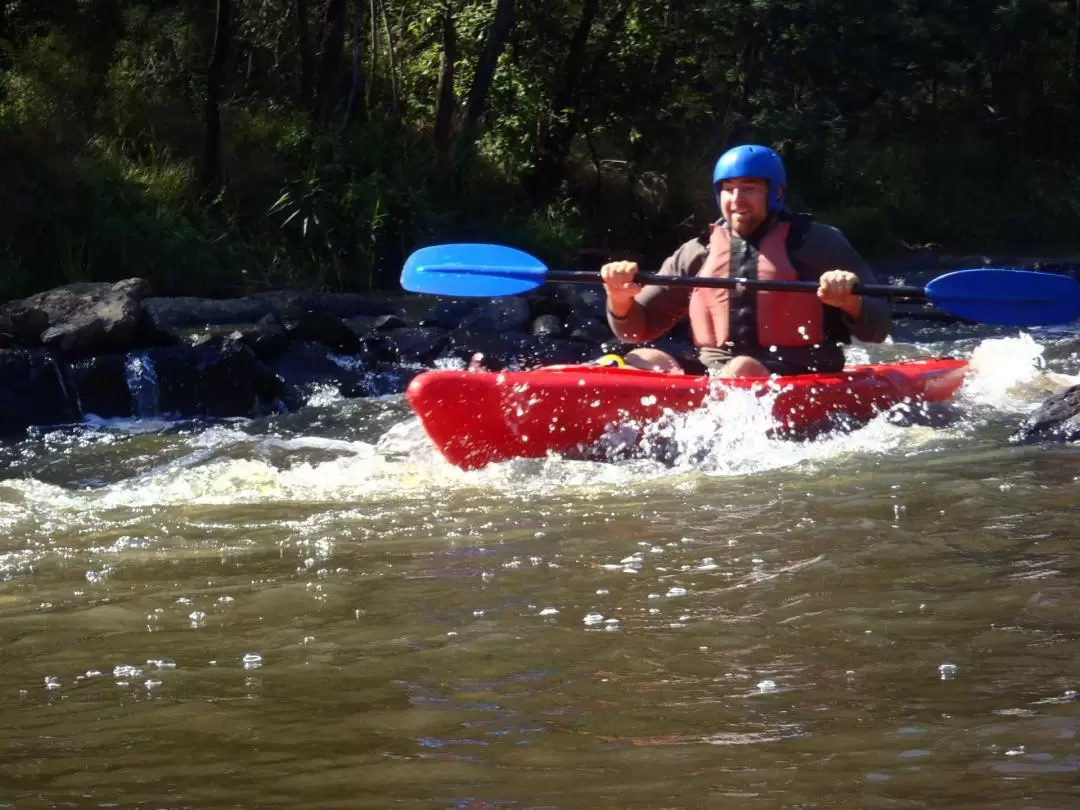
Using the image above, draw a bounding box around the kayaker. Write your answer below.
[601,144,892,376]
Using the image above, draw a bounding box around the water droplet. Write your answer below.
[242,653,263,670]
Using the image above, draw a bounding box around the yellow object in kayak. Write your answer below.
[589,353,626,368]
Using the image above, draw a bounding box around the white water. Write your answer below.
[1,336,1077,523]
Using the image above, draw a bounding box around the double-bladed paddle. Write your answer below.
[400,243,1080,327]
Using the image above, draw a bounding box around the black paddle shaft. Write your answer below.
[545,270,928,301]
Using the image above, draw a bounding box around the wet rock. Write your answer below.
[0,349,80,433]
[382,327,451,365]
[282,304,363,354]
[445,331,563,370]
[144,296,274,330]
[254,290,396,320]
[419,300,475,330]
[241,314,291,360]
[1010,384,1080,443]
[531,314,565,337]
[566,314,611,343]
[269,341,371,403]
[2,279,159,358]
[373,313,409,331]
[459,297,531,334]
[143,345,202,417]
[70,353,134,419]
[529,338,596,366]
[0,301,50,342]
[193,337,288,418]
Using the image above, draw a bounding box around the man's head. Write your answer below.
[712,145,786,236]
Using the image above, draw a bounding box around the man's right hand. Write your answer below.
[601,261,642,316]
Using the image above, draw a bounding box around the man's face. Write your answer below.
[718,177,777,236]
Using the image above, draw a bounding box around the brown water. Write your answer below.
[2,331,1080,809]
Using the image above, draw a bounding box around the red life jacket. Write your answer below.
[688,221,825,349]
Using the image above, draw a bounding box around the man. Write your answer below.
[601,144,891,377]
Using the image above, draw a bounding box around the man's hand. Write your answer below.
[818,269,863,318]
[601,261,642,317]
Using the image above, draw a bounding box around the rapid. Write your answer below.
[2,323,1079,809]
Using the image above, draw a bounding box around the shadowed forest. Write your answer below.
[1,0,1078,299]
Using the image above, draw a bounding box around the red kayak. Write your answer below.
[405,358,969,469]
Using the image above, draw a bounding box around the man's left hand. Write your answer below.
[818,270,863,317]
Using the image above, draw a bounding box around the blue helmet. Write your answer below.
[712,144,787,213]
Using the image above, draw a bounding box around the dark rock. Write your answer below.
[2,278,158,358]
[0,302,50,342]
[529,284,589,320]
[373,313,409,331]
[419,300,476,330]
[143,345,201,417]
[445,331,562,370]
[0,349,80,433]
[241,314,291,360]
[528,338,596,366]
[566,314,611,343]
[254,290,398,320]
[269,341,371,403]
[1010,384,1080,443]
[383,327,451,365]
[282,305,363,354]
[193,337,288,418]
[70,353,134,419]
[531,313,565,337]
[459,297,532,334]
[144,296,274,330]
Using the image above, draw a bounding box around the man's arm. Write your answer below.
[802,224,892,343]
[606,239,706,342]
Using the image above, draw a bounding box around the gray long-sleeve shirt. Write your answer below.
[607,219,892,373]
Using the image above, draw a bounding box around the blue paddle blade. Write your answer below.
[401,243,550,297]
[925,269,1080,326]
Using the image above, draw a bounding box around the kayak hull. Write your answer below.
[405,358,969,469]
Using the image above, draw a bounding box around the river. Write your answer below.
[2,325,1079,809]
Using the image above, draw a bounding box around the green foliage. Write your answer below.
[1,0,1079,301]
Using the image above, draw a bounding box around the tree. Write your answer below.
[202,0,232,192]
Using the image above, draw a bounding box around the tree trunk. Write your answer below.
[461,0,515,134]
[433,8,458,163]
[525,0,634,206]
[312,0,347,123]
[296,0,314,106]
[341,0,366,129]
[378,0,400,121]
[201,0,232,192]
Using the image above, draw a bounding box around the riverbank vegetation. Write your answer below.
[2,0,1078,299]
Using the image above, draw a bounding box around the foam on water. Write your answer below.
[962,332,1080,412]
[1,335,1077,518]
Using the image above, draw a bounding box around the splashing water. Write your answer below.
[962,333,1080,412]
[1,334,1076,523]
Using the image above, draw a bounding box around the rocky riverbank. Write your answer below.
[1,249,1078,441]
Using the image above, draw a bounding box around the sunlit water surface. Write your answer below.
[2,331,1080,809]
